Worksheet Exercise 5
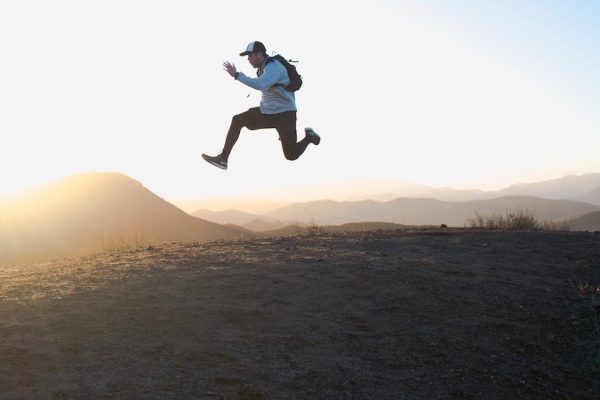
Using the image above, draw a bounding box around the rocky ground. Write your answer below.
[1,229,599,399]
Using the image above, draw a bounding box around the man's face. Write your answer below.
[247,52,263,68]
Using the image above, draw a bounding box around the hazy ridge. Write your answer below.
[577,186,600,206]
[569,210,600,231]
[493,173,600,200]
[190,174,600,230]
[263,196,600,227]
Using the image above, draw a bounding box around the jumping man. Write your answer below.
[202,41,320,170]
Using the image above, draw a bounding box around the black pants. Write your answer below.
[221,107,311,161]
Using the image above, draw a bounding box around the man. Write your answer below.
[202,41,320,170]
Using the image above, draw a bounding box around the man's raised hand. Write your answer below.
[223,61,237,78]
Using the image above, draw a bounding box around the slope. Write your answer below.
[0,172,251,265]
[569,210,600,231]
[577,186,600,206]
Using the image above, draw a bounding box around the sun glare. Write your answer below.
[0,0,598,198]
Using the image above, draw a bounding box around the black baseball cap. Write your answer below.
[240,41,267,56]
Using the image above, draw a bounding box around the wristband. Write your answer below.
[234,72,240,80]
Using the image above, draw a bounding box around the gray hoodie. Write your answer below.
[236,58,297,114]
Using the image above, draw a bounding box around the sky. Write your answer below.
[1,0,599,203]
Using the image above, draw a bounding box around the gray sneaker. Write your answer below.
[202,153,228,170]
[305,127,320,145]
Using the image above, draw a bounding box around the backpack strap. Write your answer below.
[256,55,301,91]
[257,56,275,77]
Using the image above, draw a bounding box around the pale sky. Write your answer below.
[1,0,599,202]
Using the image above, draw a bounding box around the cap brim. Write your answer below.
[239,51,252,56]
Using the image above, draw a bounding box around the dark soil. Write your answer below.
[1,229,599,399]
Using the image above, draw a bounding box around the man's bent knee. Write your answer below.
[231,113,245,126]
[283,151,300,161]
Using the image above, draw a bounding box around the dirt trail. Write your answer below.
[1,229,599,399]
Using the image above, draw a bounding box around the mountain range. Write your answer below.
[341,173,600,204]
[492,174,600,201]
[576,186,600,206]
[3,172,600,266]
[308,174,599,204]
[262,196,599,227]
[190,174,600,230]
[191,209,287,232]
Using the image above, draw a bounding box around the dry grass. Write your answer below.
[99,230,151,253]
[466,209,570,231]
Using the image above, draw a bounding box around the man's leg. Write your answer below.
[276,112,313,161]
[220,107,265,161]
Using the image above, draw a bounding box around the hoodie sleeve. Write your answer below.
[236,61,287,91]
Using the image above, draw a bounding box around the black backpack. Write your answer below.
[264,54,303,92]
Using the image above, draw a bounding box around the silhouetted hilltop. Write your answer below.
[0,172,251,265]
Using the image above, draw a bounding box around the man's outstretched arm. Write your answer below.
[223,60,282,91]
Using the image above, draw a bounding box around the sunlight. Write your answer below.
[1,1,599,197]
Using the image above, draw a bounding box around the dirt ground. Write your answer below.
[1,229,599,399]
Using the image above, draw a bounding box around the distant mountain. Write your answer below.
[492,174,600,200]
[191,209,288,232]
[323,174,600,203]
[264,196,600,227]
[191,209,265,226]
[173,198,290,215]
[576,186,600,206]
[568,211,600,232]
[175,175,600,219]
[394,174,600,203]
[0,172,251,265]
[347,188,488,203]
[418,188,488,202]
[242,219,288,232]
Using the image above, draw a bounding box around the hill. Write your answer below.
[173,198,290,215]
[174,174,600,221]
[191,208,266,226]
[0,172,251,265]
[1,230,598,399]
[285,175,600,203]
[569,210,600,231]
[492,173,600,199]
[577,186,600,206]
[372,174,600,202]
[264,196,600,226]
[337,173,600,203]
[191,208,287,232]
[241,219,288,232]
